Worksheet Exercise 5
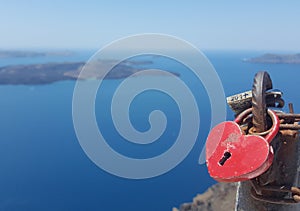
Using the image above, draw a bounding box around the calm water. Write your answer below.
[0,50,299,210]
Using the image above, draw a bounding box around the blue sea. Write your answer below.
[0,50,299,210]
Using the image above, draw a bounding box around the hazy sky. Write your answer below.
[1,0,300,51]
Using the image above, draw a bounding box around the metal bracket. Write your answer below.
[250,179,300,204]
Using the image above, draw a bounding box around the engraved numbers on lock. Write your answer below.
[227,91,252,103]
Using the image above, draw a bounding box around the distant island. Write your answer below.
[0,60,179,85]
[0,50,73,58]
[244,53,300,64]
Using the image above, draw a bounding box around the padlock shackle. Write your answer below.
[235,108,279,143]
[265,109,280,142]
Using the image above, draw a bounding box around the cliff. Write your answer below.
[173,183,237,211]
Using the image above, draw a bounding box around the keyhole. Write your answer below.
[219,152,231,166]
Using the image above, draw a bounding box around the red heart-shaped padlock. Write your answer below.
[206,108,279,182]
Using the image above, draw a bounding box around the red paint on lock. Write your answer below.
[206,108,279,182]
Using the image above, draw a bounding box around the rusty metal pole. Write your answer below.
[235,72,300,210]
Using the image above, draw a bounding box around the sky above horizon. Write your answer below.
[1,0,300,51]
